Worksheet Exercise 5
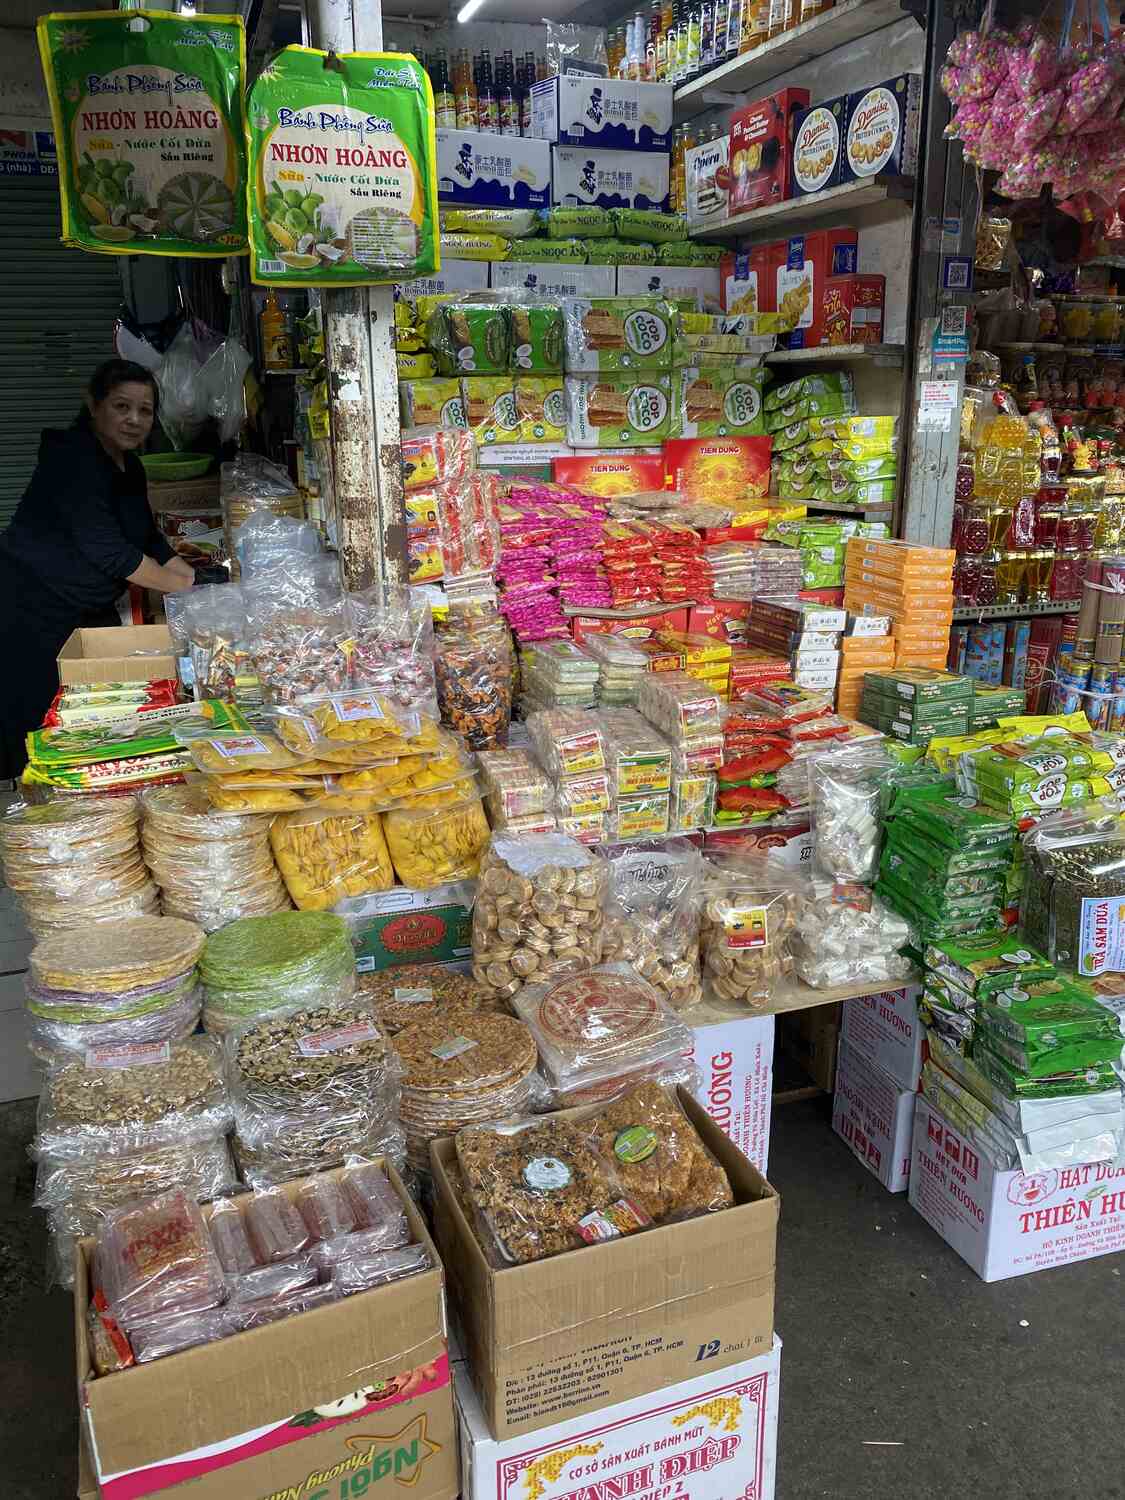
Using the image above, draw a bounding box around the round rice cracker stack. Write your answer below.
[30,916,205,995]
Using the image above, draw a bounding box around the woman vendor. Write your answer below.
[0,359,195,779]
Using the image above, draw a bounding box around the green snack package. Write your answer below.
[765,393,855,432]
[427,301,509,375]
[765,370,853,412]
[770,420,811,453]
[926,932,1055,1000]
[976,979,1123,1075]
[508,304,564,373]
[612,209,688,243]
[247,47,437,285]
[461,375,520,446]
[38,9,247,258]
[514,378,566,443]
[679,365,767,438]
[563,297,678,373]
[971,1036,1120,1099]
[877,882,997,942]
[583,238,656,265]
[26,701,243,768]
[884,823,1011,878]
[439,231,509,262]
[506,236,587,263]
[821,454,899,481]
[866,669,973,706]
[565,373,680,447]
[399,378,465,428]
[897,795,1014,852]
[657,240,723,265]
[546,206,613,239]
[968,736,1106,786]
[440,207,538,238]
[812,476,896,506]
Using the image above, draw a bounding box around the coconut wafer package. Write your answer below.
[247,46,438,286]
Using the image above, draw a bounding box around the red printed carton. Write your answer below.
[776,226,858,349]
[729,88,809,213]
[823,273,885,345]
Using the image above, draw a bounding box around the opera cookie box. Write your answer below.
[842,75,921,182]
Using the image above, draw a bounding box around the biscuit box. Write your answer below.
[431,1088,779,1439]
[728,87,809,213]
[563,295,678,372]
[397,260,490,297]
[775,226,859,349]
[615,262,721,302]
[566,371,679,446]
[664,436,772,503]
[823,272,885,344]
[832,1040,915,1193]
[530,75,673,151]
[686,133,731,227]
[791,97,847,197]
[337,884,474,970]
[436,128,551,208]
[842,73,922,182]
[721,246,773,314]
[490,262,616,297]
[552,453,666,494]
[455,1337,781,1500]
[552,145,670,211]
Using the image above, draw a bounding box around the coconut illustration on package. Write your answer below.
[36,9,247,257]
[247,47,439,287]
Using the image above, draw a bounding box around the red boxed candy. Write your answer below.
[823,274,885,345]
[729,88,809,213]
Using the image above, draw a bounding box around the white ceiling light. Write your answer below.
[457,0,488,20]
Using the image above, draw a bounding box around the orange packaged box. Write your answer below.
[823,274,885,345]
[847,538,955,567]
[663,436,771,503]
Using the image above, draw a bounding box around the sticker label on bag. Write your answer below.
[722,905,769,948]
[394,986,435,1005]
[523,1156,572,1191]
[332,694,386,723]
[298,1021,380,1056]
[86,1041,171,1069]
[576,1198,652,1242]
[209,735,267,758]
[431,1034,479,1060]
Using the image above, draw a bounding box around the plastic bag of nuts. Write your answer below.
[471,832,607,1003]
[600,839,705,1012]
[434,601,514,751]
[700,861,801,1008]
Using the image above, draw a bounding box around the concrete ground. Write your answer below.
[0,1091,1122,1499]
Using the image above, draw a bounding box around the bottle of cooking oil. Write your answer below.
[974,408,1042,508]
[454,49,477,129]
[260,291,292,371]
[432,53,456,129]
[670,125,686,213]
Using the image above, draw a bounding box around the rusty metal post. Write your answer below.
[307,0,407,596]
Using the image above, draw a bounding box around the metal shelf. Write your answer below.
[803,500,894,515]
[765,342,905,365]
[952,598,1081,622]
[673,0,908,121]
[689,174,914,242]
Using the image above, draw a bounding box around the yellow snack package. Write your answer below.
[996,712,1091,736]
[515,377,566,444]
[382,794,490,889]
[274,694,421,764]
[204,781,308,812]
[270,809,395,910]
[188,732,303,775]
[461,375,520,446]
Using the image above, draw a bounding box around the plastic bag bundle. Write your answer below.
[235,511,322,579]
[455,1078,732,1265]
[220,453,304,572]
[243,556,349,703]
[790,884,914,989]
[434,600,515,750]
[599,839,705,1012]
[181,584,256,705]
[141,785,290,932]
[345,587,438,718]
[26,972,202,1065]
[99,1189,227,1332]
[200,910,356,1031]
[269,808,394,910]
[809,740,894,886]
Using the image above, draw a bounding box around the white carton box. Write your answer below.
[457,1337,780,1500]
[686,135,729,228]
[436,128,551,208]
[491,261,615,298]
[909,1093,1125,1282]
[839,984,923,1091]
[832,1040,914,1193]
[552,145,670,212]
[396,260,489,297]
[687,1010,774,1175]
[531,75,673,151]
[615,263,721,302]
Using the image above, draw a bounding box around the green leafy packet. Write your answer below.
[583,238,656,265]
[37,9,247,258]
[657,241,724,265]
[972,1035,1120,1099]
[506,236,587,263]
[27,700,243,767]
[821,454,898,481]
[879,845,1005,903]
[924,968,979,1013]
[925,932,1055,1000]
[427,301,509,375]
[612,208,688,243]
[976,982,1123,1074]
[973,776,1108,817]
[764,370,853,413]
[967,736,1103,786]
[546,206,613,239]
[875,882,995,942]
[878,863,1000,923]
[440,207,538,238]
[247,47,438,286]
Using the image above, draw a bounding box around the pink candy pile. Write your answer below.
[497,482,611,643]
[943,21,1125,219]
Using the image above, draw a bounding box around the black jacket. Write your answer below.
[0,419,174,614]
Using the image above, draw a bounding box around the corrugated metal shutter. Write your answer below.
[0,177,124,526]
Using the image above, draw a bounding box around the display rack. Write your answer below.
[764,343,905,366]
[689,175,914,242]
[951,598,1083,623]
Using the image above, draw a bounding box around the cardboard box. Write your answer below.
[838,985,923,1092]
[490,261,615,298]
[775,227,859,349]
[909,1094,1125,1282]
[791,98,847,196]
[615,263,721,302]
[436,128,551,208]
[77,1165,457,1500]
[687,1009,774,1173]
[721,246,772,315]
[728,88,809,213]
[397,260,489,296]
[780,1003,842,1094]
[552,145,670,212]
[530,76,673,151]
[832,1041,914,1193]
[664,436,771,503]
[571,606,690,644]
[338,884,474,971]
[686,134,730,228]
[823,273,885,344]
[552,453,666,495]
[58,625,175,687]
[842,74,922,182]
[456,1336,781,1500]
[430,1088,778,1440]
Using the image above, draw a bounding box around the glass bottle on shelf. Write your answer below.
[477,51,499,133]
[454,49,477,130]
[433,53,456,129]
[726,0,742,55]
[995,550,1025,606]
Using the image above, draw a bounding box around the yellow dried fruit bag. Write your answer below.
[270,809,395,910]
[383,795,490,889]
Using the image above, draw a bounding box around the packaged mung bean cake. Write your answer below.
[247,47,438,286]
[37,9,247,257]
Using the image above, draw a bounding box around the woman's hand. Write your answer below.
[164,555,196,591]
[127,553,197,593]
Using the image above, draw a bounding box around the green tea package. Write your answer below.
[37,9,247,257]
[247,47,438,286]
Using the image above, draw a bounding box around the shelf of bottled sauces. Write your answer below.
[427,49,551,136]
[607,0,839,89]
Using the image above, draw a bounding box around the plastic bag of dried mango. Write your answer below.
[382,789,490,890]
[270,808,395,910]
[247,47,439,287]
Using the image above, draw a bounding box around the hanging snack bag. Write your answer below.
[37,8,247,257]
[246,47,438,286]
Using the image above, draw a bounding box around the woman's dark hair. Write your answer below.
[87,358,160,413]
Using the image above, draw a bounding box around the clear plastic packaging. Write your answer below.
[339,1160,410,1241]
[243,556,349,702]
[186,731,303,776]
[637,672,723,742]
[382,792,490,889]
[99,1189,226,1328]
[790,885,914,989]
[296,1176,357,1240]
[455,1078,731,1265]
[471,833,608,1003]
[809,741,893,885]
[0,796,139,868]
[244,1187,313,1264]
[434,472,502,587]
[182,584,252,703]
[513,964,693,1094]
[35,1037,230,1162]
[700,864,800,1008]
[354,965,500,1036]
[226,1255,319,1305]
[26,981,202,1064]
[229,1282,336,1330]
[331,1242,430,1296]
[434,600,514,751]
[1021,800,1125,970]
[345,586,438,718]
[269,808,394,909]
[35,1135,237,1217]
[221,452,303,571]
[128,1305,238,1363]
[526,708,607,778]
[598,708,673,798]
[227,999,397,1114]
[233,1100,405,1190]
[200,910,356,1027]
[477,749,554,823]
[208,1196,258,1274]
[30,915,205,997]
[600,840,705,1012]
[235,511,321,580]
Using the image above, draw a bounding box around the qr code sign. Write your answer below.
[944,258,971,290]
[941,305,968,336]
